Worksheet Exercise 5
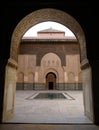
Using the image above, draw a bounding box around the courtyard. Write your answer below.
[5,90,92,124]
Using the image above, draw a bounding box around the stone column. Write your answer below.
[75,76,78,89]
[34,72,38,89]
[64,71,68,82]
[2,58,17,122]
[81,59,94,122]
[35,72,38,82]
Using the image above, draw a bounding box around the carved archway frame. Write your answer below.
[10,8,87,63]
[3,8,94,122]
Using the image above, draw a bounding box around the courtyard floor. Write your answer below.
[5,90,92,124]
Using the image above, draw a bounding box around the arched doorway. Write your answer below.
[2,8,94,123]
[46,72,56,90]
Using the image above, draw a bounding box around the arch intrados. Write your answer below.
[10,8,87,63]
[46,72,56,78]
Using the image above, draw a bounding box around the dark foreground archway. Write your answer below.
[2,8,94,123]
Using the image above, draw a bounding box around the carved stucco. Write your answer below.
[10,8,87,63]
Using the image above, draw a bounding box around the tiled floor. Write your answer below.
[4,90,93,124]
